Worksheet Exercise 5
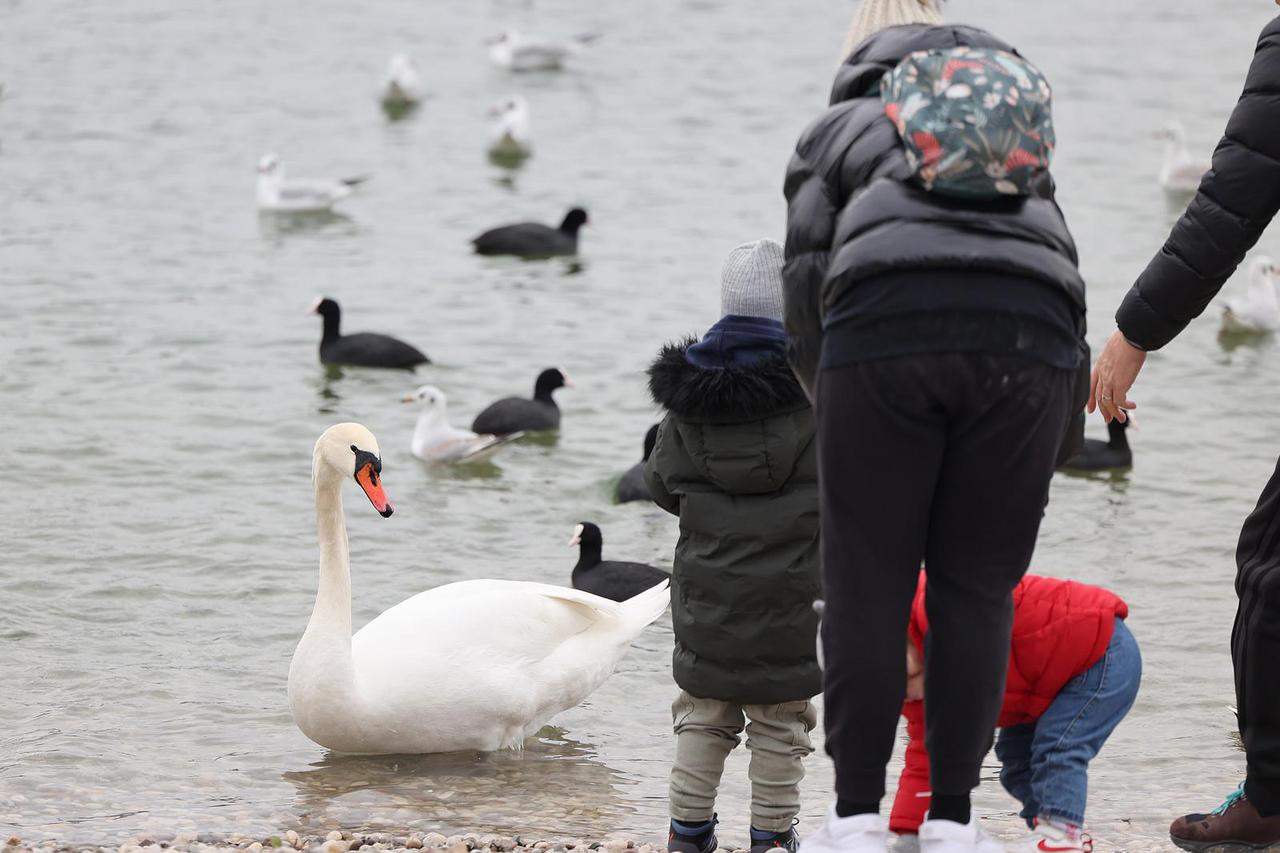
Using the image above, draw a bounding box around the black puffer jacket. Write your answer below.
[782,24,1088,397]
[1118,16,1280,350]
[644,342,821,705]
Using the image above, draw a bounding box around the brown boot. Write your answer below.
[1171,786,1280,852]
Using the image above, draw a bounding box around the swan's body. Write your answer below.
[289,423,669,754]
[405,385,521,463]
[380,54,425,108]
[257,154,368,213]
[1222,256,1280,334]
[1158,122,1210,194]
[488,96,533,161]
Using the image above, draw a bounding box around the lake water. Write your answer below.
[2,0,1278,850]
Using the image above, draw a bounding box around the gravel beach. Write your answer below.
[2,832,693,853]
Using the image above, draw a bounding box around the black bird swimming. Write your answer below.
[1060,419,1132,471]
[471,207,588,258]
[471,367,571,435]
[616,424,660,504]
[569,522,669,602]
[310,297,430,369]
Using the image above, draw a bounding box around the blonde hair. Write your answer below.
[841,0,943,62]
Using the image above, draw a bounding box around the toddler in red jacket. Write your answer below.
[892,572,1140,853]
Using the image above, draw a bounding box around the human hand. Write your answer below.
[1088,329,1147,423]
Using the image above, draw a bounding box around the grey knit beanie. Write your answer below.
[842,0,943,61]
[720,239,785,323]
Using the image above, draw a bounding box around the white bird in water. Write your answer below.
[487,95,533,163]
[289,423,669,754]
[1158,122,1210,195]
[487,30,598,72]
[256,154,368,213]
[404,385,521,463]
[1222,256,1280,335]
[379,53,424,110]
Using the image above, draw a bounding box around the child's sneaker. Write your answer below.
[1008,819,1092,853]
[749,825,798,853]
[669,817,718,853]
[798,806,889,853]
[918,817,1003,853]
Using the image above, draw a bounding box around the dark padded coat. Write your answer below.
[644,342,821,705]
[1118,16,1280,350]
[782,23,1088,398]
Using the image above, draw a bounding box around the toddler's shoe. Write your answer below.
[918,816,1003,853]
[1008,819,1092,853]
[798,806,889,853]
[669,817,718,853]
[749,825,798,853]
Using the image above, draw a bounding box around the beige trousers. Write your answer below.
[669,690,817,832]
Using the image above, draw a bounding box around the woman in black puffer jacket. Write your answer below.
[783,9,1088,852]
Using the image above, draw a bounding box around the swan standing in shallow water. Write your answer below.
[1157,122,1210,194]
[289,423,669,754]
[1222,256,1280,334]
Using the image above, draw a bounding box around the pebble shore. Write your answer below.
[1,832,706,853]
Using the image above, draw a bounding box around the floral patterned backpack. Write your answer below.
[880,47,1055,199]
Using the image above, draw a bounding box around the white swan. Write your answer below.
[486,31,597,72]
[404,385,521,463]
[379,53,424,108]
[487,96,533,161]
[257,154,368,213]
[289,423,670,754]
[1157,122,1210,194]
[1222,256,1280,334]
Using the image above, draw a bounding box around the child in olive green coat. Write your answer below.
[645,239,821,853]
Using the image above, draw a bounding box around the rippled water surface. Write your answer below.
[3,1,1279,849]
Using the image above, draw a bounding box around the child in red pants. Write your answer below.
[892,572,1140,853]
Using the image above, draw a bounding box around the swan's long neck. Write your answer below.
[312,470,353,636]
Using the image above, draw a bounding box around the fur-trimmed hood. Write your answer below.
[648,337,810,424]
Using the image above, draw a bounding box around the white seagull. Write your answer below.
[1158,122,1211,195]
[488,95,533,161]
[487,30,597,72]
[380,53,424,109]
[1222,256,1280,334]
[256,154,368,213]
[404,385,522,463]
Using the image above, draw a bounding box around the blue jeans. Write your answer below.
[994,618,1141,826]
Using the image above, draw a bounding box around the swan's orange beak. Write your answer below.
[356,462,393,517]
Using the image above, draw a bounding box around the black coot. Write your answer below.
[1060,419,1131,471]
[311,297,429,369]
[471,367,571,435]
[569,522,669,602]
[472,207,588,258]
[616,424,660,504]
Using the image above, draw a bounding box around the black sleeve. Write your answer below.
[1117,16,1280,350]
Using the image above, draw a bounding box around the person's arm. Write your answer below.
[783,126,843,401]
[1093,15,1280,422]
[642,418,680,516]
[889,700,931,836]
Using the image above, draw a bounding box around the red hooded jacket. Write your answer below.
[890,572,1129,834]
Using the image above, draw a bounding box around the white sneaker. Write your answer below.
[918,817,1004,853]
[1007,821,1092,853]
[799,806,890,853]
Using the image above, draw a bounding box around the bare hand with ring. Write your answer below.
[1088,329,1146,424]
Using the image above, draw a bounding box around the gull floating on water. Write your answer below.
[1222,256,1280,335]
[256,154,368,213]
[488,95,532,162]
[379,53,424,109]
[405,385,522,463]
[1158,122,1210,195]
[487,30,598,72]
